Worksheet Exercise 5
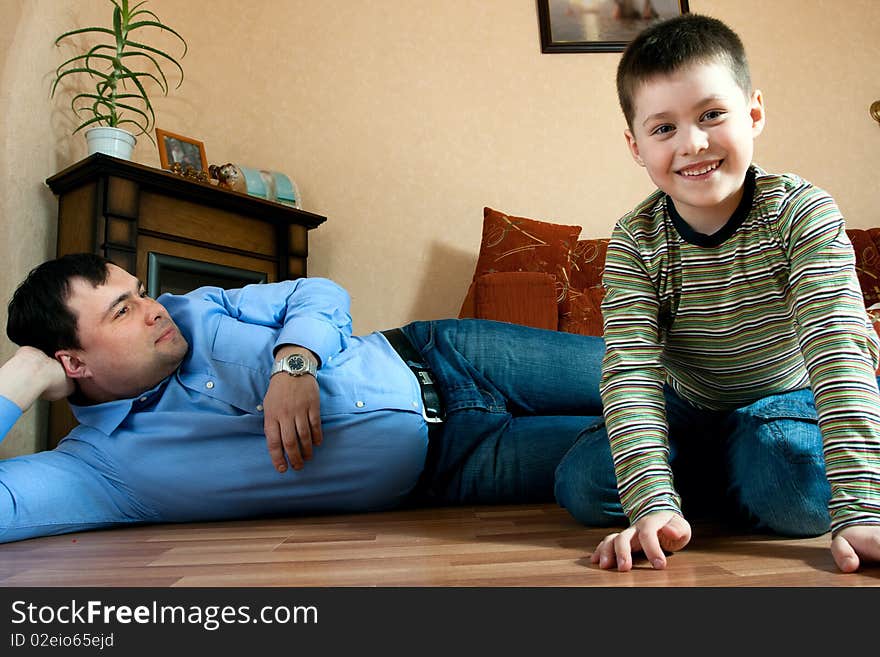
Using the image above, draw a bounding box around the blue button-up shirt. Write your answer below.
[0,278,429,544]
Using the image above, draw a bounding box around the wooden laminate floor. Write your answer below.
[1,504,878,587]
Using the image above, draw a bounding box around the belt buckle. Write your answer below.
[423,409,443,424]
[414,368,443,424]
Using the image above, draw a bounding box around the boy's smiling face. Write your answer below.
[624,59,765,231]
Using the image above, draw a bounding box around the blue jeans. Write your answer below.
[555,383,841,537]
[400,319,606,505]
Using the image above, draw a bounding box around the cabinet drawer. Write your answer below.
[138,192,276,256]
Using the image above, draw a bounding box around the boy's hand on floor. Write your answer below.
[831,525,880,573]
[590,511,691,572]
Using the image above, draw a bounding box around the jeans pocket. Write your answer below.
[738,399,821,464]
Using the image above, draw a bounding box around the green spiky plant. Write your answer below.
[51,0,187,143]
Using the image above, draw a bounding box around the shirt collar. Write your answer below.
[666,165,757,247]
[70,376,171,435]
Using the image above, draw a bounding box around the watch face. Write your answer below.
[287,354,306,371]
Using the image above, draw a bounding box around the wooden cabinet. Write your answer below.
[44,153,327,448]
[47,153,326,289]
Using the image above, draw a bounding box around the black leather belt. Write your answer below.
[381,328,444,423]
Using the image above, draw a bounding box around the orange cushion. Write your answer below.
[559,285,606,336]
[474,272,559,330]
[474,207,582,305]
[570,239,609,290]
[865,304,880,374]
[848,228,880,308]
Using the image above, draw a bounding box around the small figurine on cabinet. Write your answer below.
[209,162,247,192]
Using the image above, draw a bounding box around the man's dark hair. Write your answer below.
[7,253,111,355]
[616,13,752,130]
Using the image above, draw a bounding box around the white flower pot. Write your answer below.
[85,126,136,160]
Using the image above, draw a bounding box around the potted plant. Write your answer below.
[51,0,188,160]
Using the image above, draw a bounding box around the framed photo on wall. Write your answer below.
[155,128,208,172]
[537,0,689,53]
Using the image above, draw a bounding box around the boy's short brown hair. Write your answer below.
[617,14,752,129]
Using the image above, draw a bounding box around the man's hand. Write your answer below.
[590,511,692,572]
[830,525,880,573]
[262,348,322,473]
[0,346,74,411]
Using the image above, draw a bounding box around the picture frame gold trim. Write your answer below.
[155,128,208,172]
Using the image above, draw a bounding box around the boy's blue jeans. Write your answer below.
[555,382,841,537]
[403,319,844,538]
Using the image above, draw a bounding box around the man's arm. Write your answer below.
[0,346,73,441]
[190,277,354,366]
[0,443,147,544]
[166,277,352,472]
[0,348,143,544]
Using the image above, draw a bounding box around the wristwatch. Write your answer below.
[271,352,318,378]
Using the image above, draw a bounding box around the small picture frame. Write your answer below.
[155,128,208,172]
[537,0,690,53]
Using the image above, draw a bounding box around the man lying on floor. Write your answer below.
[0,253,606,544]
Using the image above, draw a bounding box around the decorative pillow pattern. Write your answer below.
[847,228,880,308]
[475,207,582,304]
[569,238,610,290]
[559,285,606,336]
[865,303,880,374]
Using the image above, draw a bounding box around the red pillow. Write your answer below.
[474,207,582,304]
[559,285,606,337]
[848,228,880,308]
[570,238,609,290]
[866,304,880,374]
[474,272,559,330]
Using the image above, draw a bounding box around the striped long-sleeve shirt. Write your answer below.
[600,165,880,534]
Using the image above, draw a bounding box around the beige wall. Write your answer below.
[2,0,879,455]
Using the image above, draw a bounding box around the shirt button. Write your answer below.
[412,401,419,408]
[256,404,264,412]
[205,381,215,389]
[355,401,365,408]
[139,396,148,403]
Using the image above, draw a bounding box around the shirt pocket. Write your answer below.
[211,315,275,374]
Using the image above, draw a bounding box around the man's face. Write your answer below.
[58,264,189,402]
[624,60,765,229]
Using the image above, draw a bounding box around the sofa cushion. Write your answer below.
[462,221,880,347]
[474,207,582,305]
[559,285,606,336]
[847,228,880,308]
[548,237,610,336]
[569,238,609,290]
[474,272,559,330]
